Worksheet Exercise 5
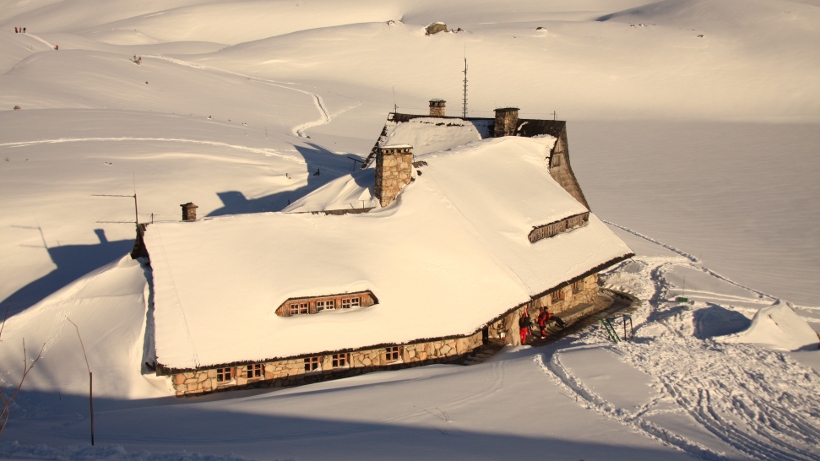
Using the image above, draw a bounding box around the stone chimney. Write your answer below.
[429,99,446,117]
[375,145,414,207]
[180,202,198,221]
[494,107,520,137]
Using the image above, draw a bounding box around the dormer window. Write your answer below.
[528,212,589,243]
[289,302,309,315]
[276,290,378,317]
[342,297,360,309]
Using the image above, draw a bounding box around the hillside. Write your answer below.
[0,0,819,459]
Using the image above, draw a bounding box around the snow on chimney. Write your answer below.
[375,145,413,207]
[429,99,446,117]
[180,202,198,221]
[494,107,519,137]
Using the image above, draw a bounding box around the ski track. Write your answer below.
[22,33,54,50]
[143,55,354,138]
[0,137,305,164]
[535,243,820,460]
[538,334,820,460]
[603,220,780,304]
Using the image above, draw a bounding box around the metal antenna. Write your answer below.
[92,194,139,226]
[462,58,468,118]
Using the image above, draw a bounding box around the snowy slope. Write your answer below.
[1,0,819,459]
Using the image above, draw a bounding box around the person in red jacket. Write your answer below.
[537,307,550,339]
[518,310,533,345]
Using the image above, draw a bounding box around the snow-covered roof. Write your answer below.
[379,116,490,156]
[145,135,632,370]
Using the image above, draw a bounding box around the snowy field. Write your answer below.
[1,0,819,459]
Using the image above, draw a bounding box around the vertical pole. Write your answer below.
[623,316,627,342]
[66,318,94,446]
[133,194,139,226]
[462,58,468,118]
[89,371,94,445]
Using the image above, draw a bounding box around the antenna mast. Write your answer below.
[462,58,468,118]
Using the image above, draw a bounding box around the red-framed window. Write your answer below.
[304,357,321,372]
[332,353,349,368]
[385,346,401,363]
[216,367,233,382]
[246,363,263,378]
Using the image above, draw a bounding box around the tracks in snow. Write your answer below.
[0,137,304,164]
[539,335,820,460]
[535,223,820,460]
[144,55,357,138]
[603,220,779,304]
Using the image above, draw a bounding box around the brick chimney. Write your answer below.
[180,202,198,221]
[375,145,414,207]
[494,107,519,137]
[429,99,446,117]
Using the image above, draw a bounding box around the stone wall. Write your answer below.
[548,133,590,209]
[531,273,599,314]
[375,146,414,207]
[429,99,446,117]
[172,331,484,396]
[495,273,600,346]
[494,108,519,137]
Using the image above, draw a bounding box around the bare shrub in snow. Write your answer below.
[0,310,44,435]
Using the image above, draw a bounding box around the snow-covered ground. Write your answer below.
[1,0,819,459]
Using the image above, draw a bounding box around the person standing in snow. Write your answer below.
[15,27,18,33]
[518,310,533,345]
[537,307,549,339]
[23,27,26,33]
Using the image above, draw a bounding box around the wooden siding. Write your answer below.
[528,212,590,243]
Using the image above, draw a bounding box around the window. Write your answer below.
[290,302,309,315]
[551,289,565,302]
[246,363,263,379]
[341,297,360,309]
[385,346,401,363]
[216,367,233,382]
[277,291,375,317]
[332,353,349,368]
[304,356,321,372]
[572,280,584,293]
[552,154,561,166]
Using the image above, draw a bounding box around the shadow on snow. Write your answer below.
[207,143,361,217]
[3,387,691,461]
[1,228,134,317]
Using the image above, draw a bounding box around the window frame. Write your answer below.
[216,367,234,383]
[246,363,263,379]
[304,356,321,373]
[384,346,401,363]
[551,289,565,302]
[331,353,349,369]
[572,280,584,294]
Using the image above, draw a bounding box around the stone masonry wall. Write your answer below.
[494,108,519,137]
[172,331,484,397]
[548,133,590,209]
[375,146,414,207]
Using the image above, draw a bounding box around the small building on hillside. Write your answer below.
[141,100,633,397]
